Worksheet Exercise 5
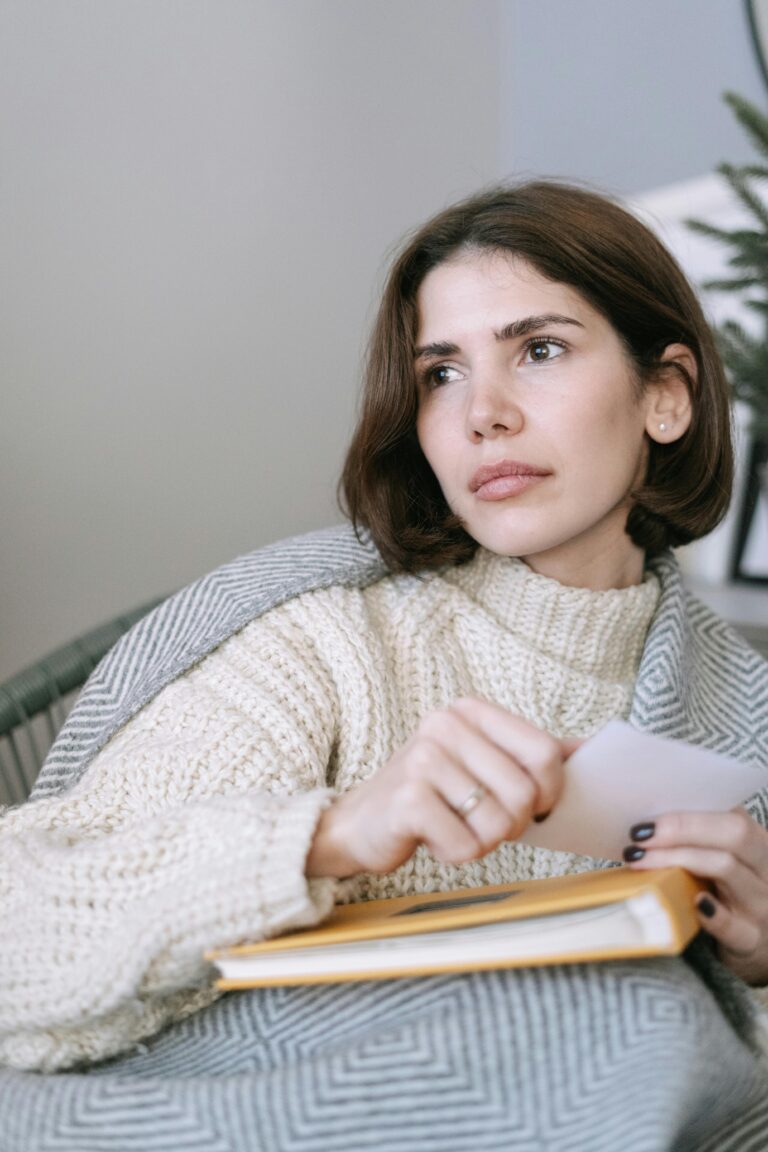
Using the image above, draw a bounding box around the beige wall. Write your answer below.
[0,1,499,679]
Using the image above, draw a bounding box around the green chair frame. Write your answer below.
[0,599,164,805]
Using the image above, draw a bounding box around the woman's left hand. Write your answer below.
[622,808,768,985]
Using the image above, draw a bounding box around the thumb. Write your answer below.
[560,736,585,760]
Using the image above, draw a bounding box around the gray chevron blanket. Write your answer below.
[4,524,768,1152]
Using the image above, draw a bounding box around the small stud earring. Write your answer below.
[659,422,668,433]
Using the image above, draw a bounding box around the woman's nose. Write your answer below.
[465,376,524,441]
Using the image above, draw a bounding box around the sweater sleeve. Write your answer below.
[0,603,344,1072]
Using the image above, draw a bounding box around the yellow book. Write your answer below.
[208,867,706,989]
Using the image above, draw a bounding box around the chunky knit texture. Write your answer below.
[0,550,661,1073]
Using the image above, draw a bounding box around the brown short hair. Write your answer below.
[340,181,733,572]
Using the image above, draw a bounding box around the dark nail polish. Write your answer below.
[629,822,655,842]
[698,896,716,918]
[622,845,645,862]
[534,811,551,824]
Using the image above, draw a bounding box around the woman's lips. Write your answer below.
[473,473,549,500]
[470,461,551,501]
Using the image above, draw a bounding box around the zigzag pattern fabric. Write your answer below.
[2,954,768,1152]
[5,524,768,1151]
[31,526,388,801]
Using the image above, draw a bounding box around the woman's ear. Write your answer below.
[644,343,695,443]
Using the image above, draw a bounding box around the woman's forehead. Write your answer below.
[415,253,597,339]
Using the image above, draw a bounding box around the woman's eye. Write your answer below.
[523,339,566,364]
[424,364,462,389]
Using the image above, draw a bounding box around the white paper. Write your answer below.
[519,720,767,861]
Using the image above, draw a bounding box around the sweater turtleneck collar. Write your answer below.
[444,547,661,685]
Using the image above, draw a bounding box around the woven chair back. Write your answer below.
[0,600,164,805]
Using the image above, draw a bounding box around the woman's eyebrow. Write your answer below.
[414,340,459,361]
[496,313,585,340]
[414,314,585,360]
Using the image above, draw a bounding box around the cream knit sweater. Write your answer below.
[0,550,660,1072]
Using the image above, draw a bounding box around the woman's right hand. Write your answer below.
[305,697,578,878]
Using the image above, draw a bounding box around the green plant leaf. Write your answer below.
[702,276,762,291]
[718,163,768,232]
[685,92,768,427]
[723,91,768,162]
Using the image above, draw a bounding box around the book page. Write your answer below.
[214,903,654,981]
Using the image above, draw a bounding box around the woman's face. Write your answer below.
[415,250,659,589]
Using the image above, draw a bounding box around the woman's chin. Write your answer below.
[461,517,566,560]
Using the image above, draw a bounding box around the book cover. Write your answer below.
[208,867,706,989]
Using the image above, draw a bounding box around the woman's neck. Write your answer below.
[519,529,646,591]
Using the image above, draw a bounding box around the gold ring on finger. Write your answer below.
[454,784,487,819]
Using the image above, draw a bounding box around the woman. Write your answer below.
[3,182,768,1151]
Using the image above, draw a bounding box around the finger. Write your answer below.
[410,784,487,866]
[692,892,763,967]
[628,809,768,878]
[449,781,533,852]
[408,737,526,849]
[416,708,543,822]
[448,698,565,815]
[622,843,768,909]
[412,736,542,851]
